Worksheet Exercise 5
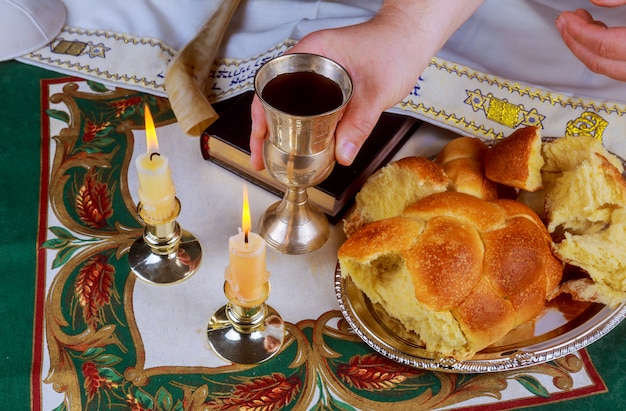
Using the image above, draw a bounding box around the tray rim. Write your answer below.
[335,264,626,373]
[335,135,626,372]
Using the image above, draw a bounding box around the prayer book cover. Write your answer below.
[200,91,420,223]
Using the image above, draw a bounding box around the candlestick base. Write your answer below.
[207,302,285,364]
[129,200,202,285]
[207,281,285,364]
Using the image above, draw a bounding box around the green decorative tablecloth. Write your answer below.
[1,60,625,411]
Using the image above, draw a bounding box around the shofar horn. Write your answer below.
[165,0,241,136]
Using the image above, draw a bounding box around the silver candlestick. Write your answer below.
[129,199,202,285]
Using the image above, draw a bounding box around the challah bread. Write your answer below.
[552,278,626,308]
[344,137,499,237]
[536,135,626,307]
[338,191,563,359]
[542,135,623,174]
[484,126,544,191]
[343,156,449,237]
[436,137,498,200]
[545,152,626,234]
[516,135,625,222]
[555,225,626,308]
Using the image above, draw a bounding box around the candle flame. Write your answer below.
[242,184,251,238]
[144,104,159,154]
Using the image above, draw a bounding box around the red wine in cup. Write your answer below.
[261,71,343,115]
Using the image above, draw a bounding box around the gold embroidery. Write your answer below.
[522,108,545,129]
[50,38,112,59]
[398,59,626,143]
[24,26,175,91]
[464,89,545,131]
[51,40,88,56]
[566,111,608,142]
[87,42,109,58]
[465,89,486,112]
[485,97,520,128]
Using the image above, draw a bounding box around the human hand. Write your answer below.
[249,0,483,170]
[249,23,425,170]
[556,0,626,81]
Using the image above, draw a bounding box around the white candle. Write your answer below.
[225,185,269,305]
[135,105,177,222]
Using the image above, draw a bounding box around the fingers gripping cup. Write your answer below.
[255,53,353,254]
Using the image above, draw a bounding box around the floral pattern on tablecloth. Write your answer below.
[41,79,606,411]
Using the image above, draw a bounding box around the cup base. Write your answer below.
[258,200,329,254]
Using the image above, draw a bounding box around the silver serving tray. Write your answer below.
[335,265,626,373]
[336,136,626,372]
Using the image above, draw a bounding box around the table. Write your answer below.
[1,60,624,411]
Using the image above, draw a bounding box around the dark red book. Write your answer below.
[201,91,420,223]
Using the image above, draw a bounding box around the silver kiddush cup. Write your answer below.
[255,53,353,254]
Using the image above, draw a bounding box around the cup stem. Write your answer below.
[259,188,329,254]
[277,187,310,224]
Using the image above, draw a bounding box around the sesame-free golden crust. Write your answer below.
[337,217,425,262]
[393,156,451,187]
[452,276,516,351]
[406,215,484,311]
[343,156,449,238]
[437,137,498,200]
[436,136,488,164]
[338,191,563,359]
[484,126,543,191]
[403,191,506,231]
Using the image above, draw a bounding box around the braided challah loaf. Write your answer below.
[339,126,626,360]
[338,191,563,359]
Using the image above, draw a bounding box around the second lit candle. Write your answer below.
[225,184,269,306]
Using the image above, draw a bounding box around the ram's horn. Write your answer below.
[165,0,241,136]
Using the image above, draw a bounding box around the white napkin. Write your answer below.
[0,0,65,61]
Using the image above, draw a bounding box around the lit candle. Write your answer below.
[225,184,269,306]
[135,105,177,222]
